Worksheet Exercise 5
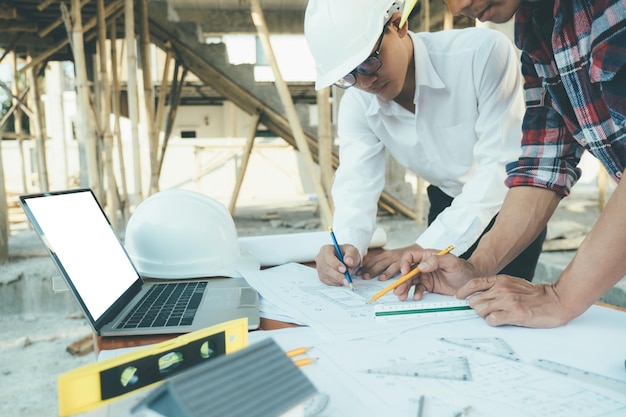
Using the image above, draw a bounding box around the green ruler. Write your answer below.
[374,299,475,322]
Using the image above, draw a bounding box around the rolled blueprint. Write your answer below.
[238,228,387,267]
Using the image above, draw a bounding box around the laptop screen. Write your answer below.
[20,189,140,322]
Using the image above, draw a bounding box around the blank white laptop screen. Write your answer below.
[25,191,139,322]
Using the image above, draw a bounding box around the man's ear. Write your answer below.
[388,11,409,37]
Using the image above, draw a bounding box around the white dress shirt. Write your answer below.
[331,27,524,258]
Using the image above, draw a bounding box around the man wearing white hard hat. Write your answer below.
[305,0,545,288]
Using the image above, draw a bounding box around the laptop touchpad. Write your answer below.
[239,288,259,307]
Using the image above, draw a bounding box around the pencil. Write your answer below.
[367,245,454,303]
[328,227,354,290]
[416,395,425,417]
[293,357,318,368]
[286,347,311,358]
[400,0,419,28]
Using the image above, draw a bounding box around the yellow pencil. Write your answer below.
[400,0,419,28]
[286,347,311,358]
[366,245,454,304]
[293,357,318,368]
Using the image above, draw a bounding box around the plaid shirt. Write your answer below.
[505,0,626,196]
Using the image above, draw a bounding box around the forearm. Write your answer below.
[554,174,626,320]
[468,186,561,276]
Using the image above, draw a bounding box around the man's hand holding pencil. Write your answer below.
[393,245,476,301]
[315,239,361,289]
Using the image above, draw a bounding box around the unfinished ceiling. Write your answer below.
[0,0,469,106]
[0,0,468,60]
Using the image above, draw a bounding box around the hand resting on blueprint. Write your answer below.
[359,244,421,281]
[455,275,568,328]
[394,248,477,301]
[316,243,424,286]
[396,250,573,328]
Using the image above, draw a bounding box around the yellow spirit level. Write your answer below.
[58,318,248,416]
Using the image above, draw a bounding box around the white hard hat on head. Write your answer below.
[124,189,243,279]
[304,0,404,90]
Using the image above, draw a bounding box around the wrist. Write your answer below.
[467,251,499,277]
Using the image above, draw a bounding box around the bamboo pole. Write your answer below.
[110,19,129,223]
[154,48,172,178]
[51,62,70,187]
[443,8,454,30]
[0,34,22,64]
[0,84,34,120]
[0,130,7,264]
[0,89,30,128]
[125,0,142,201]
[12,53,28,194]
[22,0,124,74]
[228,112,261,215]
[415,0,431,226]
[154,46,172,149]
[37,0,57,12]
[97,0,121,230]
[250,0,333,227]
[27,62,50,191]
[316,87,333,211]
[39,0,90,38]
[64,0,101,195]
[159,65,186,175]
[139,0,158,195]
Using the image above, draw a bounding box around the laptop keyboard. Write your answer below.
[118,281,208,329]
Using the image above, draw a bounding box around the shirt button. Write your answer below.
[617,171,623,179]
[580,138,588,145]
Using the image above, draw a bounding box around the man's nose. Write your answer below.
[357,73,378,89]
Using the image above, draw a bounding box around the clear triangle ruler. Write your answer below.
[440,337,520,361]
[533,359,626,394]
[361,356,472,381]
[374,299,475,322]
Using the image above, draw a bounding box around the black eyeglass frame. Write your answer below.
[334,30,386,89]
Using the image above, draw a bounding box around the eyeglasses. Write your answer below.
[334,30,385,89]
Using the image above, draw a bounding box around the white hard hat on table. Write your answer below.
[304,0,404,90]
[124,189,243,279]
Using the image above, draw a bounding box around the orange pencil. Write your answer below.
[286,347,311,358]
[293,357,318,368]
[367,245,454,303]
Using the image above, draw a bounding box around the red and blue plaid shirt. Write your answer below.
[505,0,626,196]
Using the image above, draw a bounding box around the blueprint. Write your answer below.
[248,305,626,417]
[241,262,478,340]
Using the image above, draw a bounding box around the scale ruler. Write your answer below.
[374,299,475,322]
[533,359,626,394]
[363,356,472,381]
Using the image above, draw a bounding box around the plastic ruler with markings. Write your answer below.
[374,299,475,322]
[362,356,472,381]
[533,358,626,394]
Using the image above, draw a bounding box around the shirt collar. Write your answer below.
[410,32,445,91]
[366,31,445,115]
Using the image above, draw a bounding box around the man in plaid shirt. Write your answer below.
[396,0,626,328]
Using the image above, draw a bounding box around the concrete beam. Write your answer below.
[174,9,305,34]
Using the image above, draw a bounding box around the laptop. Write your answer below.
[19,188,260,336]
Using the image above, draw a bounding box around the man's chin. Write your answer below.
[477,6,515,24]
